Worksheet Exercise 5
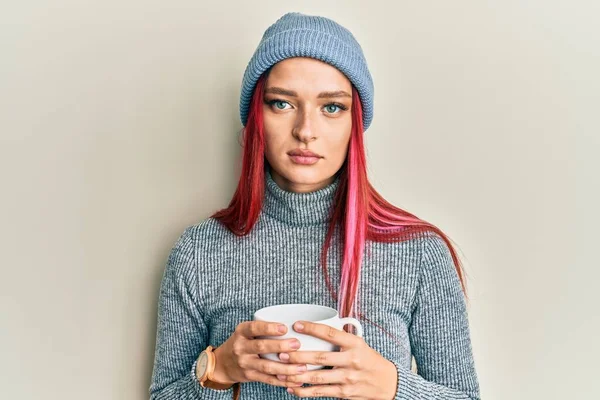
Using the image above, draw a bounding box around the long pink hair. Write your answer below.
[212,72,468,335]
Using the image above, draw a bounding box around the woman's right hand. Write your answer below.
[211,321,306,388]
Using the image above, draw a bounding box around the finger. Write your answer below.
[282,367,350,385]
[246,338,301,355]
[284,351,350,368]
[248,358,308,377]
[237,321,287,338]
[287,384,347,398]
[244,369,304,388]
[293,321,361,348]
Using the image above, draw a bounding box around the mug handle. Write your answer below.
[339,317,363,337]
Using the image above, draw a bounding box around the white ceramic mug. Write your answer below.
[253,304,363,371]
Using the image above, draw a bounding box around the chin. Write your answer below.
[272,163,323,183]
[287,168,332,185]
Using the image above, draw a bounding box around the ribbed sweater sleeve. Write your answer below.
[149,227,234,399]
[391,234,480,399]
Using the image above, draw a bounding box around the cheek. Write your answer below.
[327,129,352,159]
[262,108,289,132]
[263,132,286,163]
[263,116,288,150]
[327,116,352,145]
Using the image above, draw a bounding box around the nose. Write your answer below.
[292,109,316,143]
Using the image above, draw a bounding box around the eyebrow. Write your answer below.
[264,87,352,99]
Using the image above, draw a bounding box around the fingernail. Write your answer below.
[277,374,286,381]
[278,324,287,333]
[279,353,290,361]
[297,365,306,372]
[290,340,300,349]
[287,388,294,394]
[294,322,304,331]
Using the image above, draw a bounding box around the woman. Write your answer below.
[149,12,480,400]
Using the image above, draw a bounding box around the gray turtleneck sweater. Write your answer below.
[149,169,480,399]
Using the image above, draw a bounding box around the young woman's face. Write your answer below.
[262,57,353,193]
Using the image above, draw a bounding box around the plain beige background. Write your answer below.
[1,1,596,399]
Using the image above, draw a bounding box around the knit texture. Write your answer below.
[149,169,481,399]
[239,12,375,131]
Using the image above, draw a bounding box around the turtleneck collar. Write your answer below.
[262,167,341,226]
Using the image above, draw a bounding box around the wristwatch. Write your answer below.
[196,346,235,389]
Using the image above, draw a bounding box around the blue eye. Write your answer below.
[324,104,341,114]
[269,100,291,110]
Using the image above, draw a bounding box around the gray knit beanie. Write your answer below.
[239,12,374,131]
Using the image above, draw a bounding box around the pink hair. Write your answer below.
[212,73,468,336]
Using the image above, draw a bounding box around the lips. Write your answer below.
[288,151,322,165]
[287,149,322,158]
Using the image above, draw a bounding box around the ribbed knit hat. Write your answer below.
[239,12,374,131]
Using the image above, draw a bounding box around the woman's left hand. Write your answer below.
[275,321,398,399]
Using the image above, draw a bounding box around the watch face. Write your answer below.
[197,352,209,377]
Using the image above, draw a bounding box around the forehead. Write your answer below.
[265,57,351,94]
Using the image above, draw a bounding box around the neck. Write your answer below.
[262,167,341,226]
